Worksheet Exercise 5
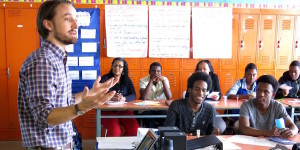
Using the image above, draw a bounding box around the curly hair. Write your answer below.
[187,72,212,91]
[256,75,279,92]
[109,57,130,87]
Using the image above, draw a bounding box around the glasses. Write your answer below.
[112,65,124,68]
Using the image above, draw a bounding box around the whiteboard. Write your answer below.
[149,6,190,58]
[105,5,148,58]
[192,7,232,58]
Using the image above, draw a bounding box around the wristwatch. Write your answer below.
[75,104,84,116]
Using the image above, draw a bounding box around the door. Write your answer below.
[239,15,258,70]
[6,9,39,129]
[258,15,276,70]
[0,8,9,129]
[276,15,295,70]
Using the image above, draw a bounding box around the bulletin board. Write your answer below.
[67,8,100,93]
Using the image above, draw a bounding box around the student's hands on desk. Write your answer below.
[111,93,126,102]
[269,127,294,138]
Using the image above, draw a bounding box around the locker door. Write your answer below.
[258,15,276,70]
[239,15,258,70]
[126,58,141,70]
[220,70,237,96]
[276,15,295,70]
[128,70,141,100]
[294,15,300,61]
[181,71,193,97]
[164,71,180,99]
[258,70,275,77]
[221,14,239,70]
[162,58,180,70]
[276,69,286,80]
[182,59,199,70]
[6,9,39,129]
[0,8,9,129]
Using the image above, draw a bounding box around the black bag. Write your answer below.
[293,143,300,150]
[72,122,83,150]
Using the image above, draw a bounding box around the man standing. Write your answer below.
[18,0,117,149]
[239,75,298,138]
[164,72,216,135]
[139,62,172,127]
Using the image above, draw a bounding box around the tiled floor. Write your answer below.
[0,140,96,150]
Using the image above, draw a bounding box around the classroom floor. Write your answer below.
[0,140,96,150]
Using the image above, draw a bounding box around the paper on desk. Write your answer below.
[207,92,219,98]
[279,84,293,90]
[288,99,300,103]
[227,135,277,147]
[97,137,137,149]
[134,100,160,106]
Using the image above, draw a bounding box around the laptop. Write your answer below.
[136,129,159,150]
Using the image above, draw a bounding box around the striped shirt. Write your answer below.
[164,98,216,135]
[18,40,75,148]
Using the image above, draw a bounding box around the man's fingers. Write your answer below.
[97,91,116,105]
[82,86,89,98]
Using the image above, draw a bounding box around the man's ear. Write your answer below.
[43,20,53,32]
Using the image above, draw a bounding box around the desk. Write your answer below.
[96,134,300,150]
[277,98,300,121]
[95,99,288,137]
[96,100,168,137]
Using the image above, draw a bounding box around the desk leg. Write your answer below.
[291,107,295,122]
[96,109,101,137]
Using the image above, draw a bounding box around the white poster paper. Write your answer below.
[82,70,97,80]
[66,44,74,53]
[66,57,78,66]
[82,42,97,52]
[77,11,91,27]
[105,5,148,58]
[79,56,94,66]
[192,7,232,58]
[149,6,190,58]
[69,70,80,80]
[81,29,96,39]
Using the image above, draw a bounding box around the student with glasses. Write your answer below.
[100,57,139,136]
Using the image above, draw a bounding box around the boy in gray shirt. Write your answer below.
[239,75,298,138]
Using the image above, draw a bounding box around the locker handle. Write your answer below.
[296,41,298,49]
[259,40,263,50]
[240,40,244,49]
[277,40,280,49]
[7,68,10,78]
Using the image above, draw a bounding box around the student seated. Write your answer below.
[276,60,300,98]
[100,57,139,136]
[164,72,218,135]
[138,62,172,128]
[226,63,257,99]
[239,75,298,138]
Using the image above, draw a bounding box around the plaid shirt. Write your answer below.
[18,40,75,148]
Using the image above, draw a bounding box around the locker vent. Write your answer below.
[129,73,138,87]
[264,19,272,30]
[279,56,288,65]
[242,56,252,65]
[224,60,234,65]
[8,10,21,17]
[282,20,291,30]
[261,56,270,65]
[225,75,234,86]
[168,75,177,87]
[245,19,254,29]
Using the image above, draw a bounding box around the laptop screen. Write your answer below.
[136,129,158,150]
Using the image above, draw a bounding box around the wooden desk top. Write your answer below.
[96,100,169,111]
[207,99,244,109]
[278,98,300,107]
[187,134,300,150]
